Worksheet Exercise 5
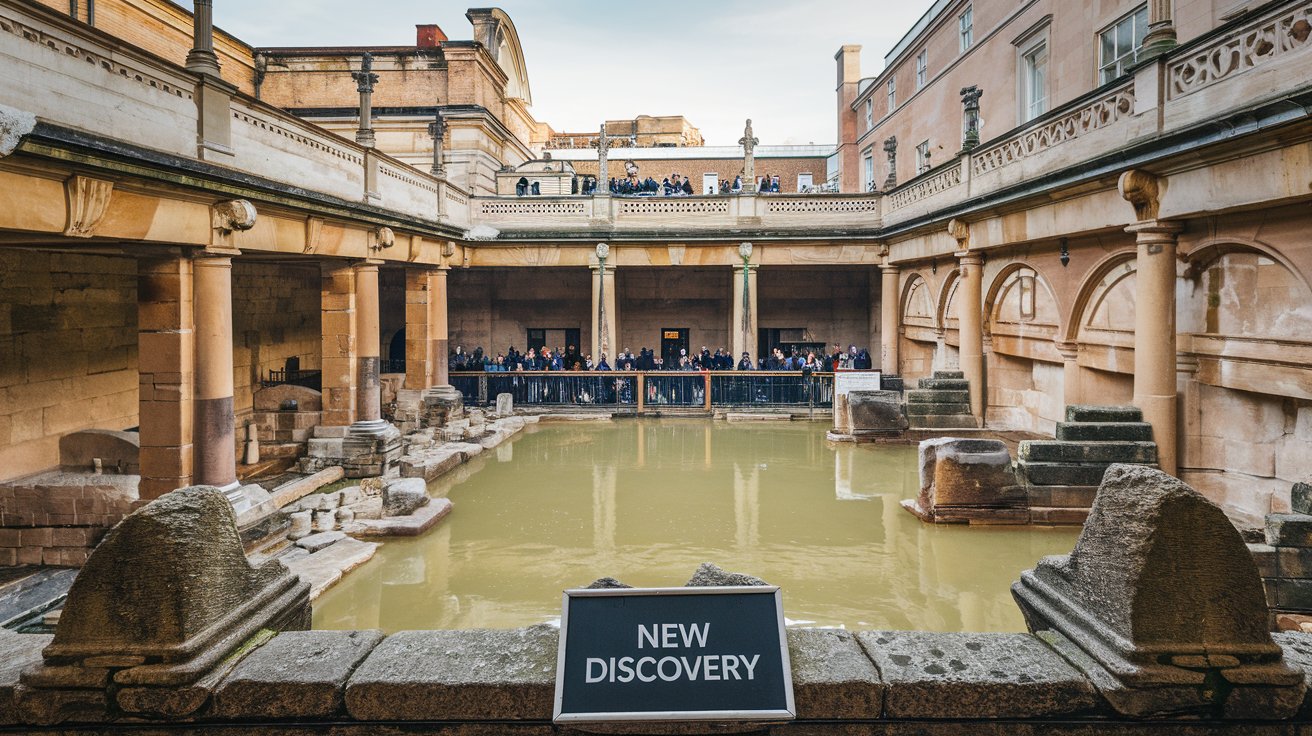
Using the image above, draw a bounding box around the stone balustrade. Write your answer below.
[0,0,456,228]
[470,192,884,235]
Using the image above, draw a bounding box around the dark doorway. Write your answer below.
[527,328,583,354]
[661,328,689,366]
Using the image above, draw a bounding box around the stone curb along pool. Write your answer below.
[4,466,1312,733]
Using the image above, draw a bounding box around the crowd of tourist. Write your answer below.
[448,344,874,373]
[574,173,788,196]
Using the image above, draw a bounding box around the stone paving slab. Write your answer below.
[786,628,883,719]
[284,537,378,601]
[213,629,384,719]
[857,631,1102,719]
[345,625,558,721]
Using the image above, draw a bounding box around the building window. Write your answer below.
[915,140,931,174]
[959,6,974,52]
[797,173,814,192]
[887,77,896,111]
[1022,42,1048,122]
[1099,5,1148,84]
[865,99,873,129]
[863,151,875,191]
[915,50,927,89]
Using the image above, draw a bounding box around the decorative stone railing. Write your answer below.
[0,0,456,229]
[970,82,1135,177]
[1167,0,1312,99]
[470,192,883,235]
[885,160,963,212]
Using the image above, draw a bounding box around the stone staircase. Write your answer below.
[1016,405,1158,524]
[904,370,976,429]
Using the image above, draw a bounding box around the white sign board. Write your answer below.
[834,371,882,397]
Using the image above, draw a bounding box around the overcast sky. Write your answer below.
[209,1,936,146]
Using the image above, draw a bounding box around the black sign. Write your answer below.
[553,586,795,723]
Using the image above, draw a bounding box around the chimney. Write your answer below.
[416,24,447,48]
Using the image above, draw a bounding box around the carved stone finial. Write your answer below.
[1118,169,1161,222]
[353,51,379,94]
[961,86,983,151]
[64,176,115,238]
[947,218,970,248]
[371,226,396,251]
[882,136,899,190]
[211,200,257,233]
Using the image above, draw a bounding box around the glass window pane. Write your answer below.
[1116,18,1132,57]
[1100,28,1116,67]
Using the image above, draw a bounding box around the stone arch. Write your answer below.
[467,8,533,106]
[984,261,1063,338]
[1065,250,1138,343]
[901,273,937,328]
[936,268,961,332]
[1179,239,1312,340]
[387,327,407,366]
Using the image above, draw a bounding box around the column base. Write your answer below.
[421,385,465,428]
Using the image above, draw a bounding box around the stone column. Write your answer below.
[192,254,237,490]
[731,253,758,365]
[431,265,451,388]
[351,261,386,434]
[320,263,357,427]
[352,52,378,149]
[880,263,900,373]
[1057,341,1082,408]
[738,119,758,193]
[184,0,220,76]
[590,248,617,363]
[596,123,609,195]
[404,268,435,391]
[1130,221,1183,476]
[137,256,195,500]
[958,252,985,426]
[1141,0,1178,60]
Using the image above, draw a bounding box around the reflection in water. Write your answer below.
[313,419,1079,633]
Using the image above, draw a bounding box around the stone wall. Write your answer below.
[448,268,590,356]
[758,267,876,355]
[986,353,1064,434]
[232,262,321,422]
[0,251,138,482]
[617,268,731,356]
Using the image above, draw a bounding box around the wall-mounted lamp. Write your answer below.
[1059,238,1070,267]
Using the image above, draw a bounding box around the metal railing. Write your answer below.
[449,371,841,411]
[262,369,322,390]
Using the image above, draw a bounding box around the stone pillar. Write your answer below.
[738,119,758,193]
[137,256,195,500]
[1130,221,1183,476]
[880,263,900,373]
[590,262,617,363]
[352,52,378,149]
[731,260,758,365]
[192,254,237,490]
[184,0,220,77]
[404,268,434,391]
[319,263,357,427]
[958,252,984,426]
[596,123,609,195]
[431,266,451,388]
[1057,341,1082,408]
[1141,0,1178,59]
[351,261,386,434]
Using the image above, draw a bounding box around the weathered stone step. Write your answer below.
[1025,485,1099,509]
[933,370,965,380]
[1018,440,1158,465]
[1055,421,1153,442]
[1065,404,1143,424]
[905,402,972,416]
[906,390,969,404]
[1020,462,1153,487]
[917,378,970,391]
[907,414,977,429]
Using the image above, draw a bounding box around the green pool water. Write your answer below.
[312,419,1079,632]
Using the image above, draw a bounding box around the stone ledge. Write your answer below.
[858,631,1103,719]
[349,497,453,537]
[213,629,384,719]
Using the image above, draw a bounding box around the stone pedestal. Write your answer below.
[300,424,402,479]
[905,437,1026,524]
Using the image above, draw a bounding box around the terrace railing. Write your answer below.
[449,371,837,412]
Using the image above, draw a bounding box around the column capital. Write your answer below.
[193,248,238,262]
[956,251,984,267]
[1126,220,1184,237]
[880,261,899,273]
[353,259,384,271]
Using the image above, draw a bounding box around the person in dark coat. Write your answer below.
[737,352,754,370]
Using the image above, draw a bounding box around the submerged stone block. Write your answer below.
[382,478,429,517]
[914,437,1024,521]
[859,630,1100,719]
[1013,464,1305,718]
